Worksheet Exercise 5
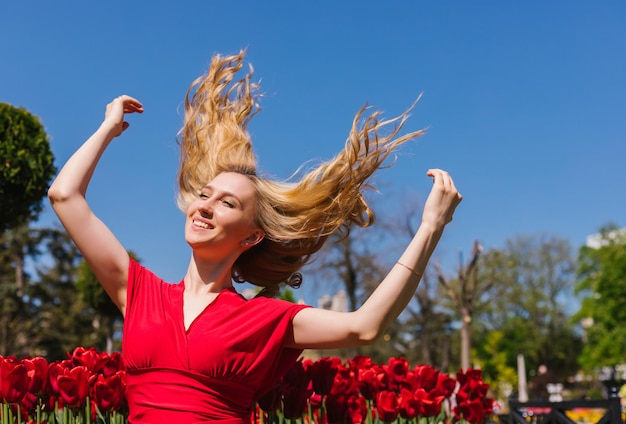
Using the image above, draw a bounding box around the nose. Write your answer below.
[198,196,214,217]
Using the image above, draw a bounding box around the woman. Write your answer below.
[48,51,462,423]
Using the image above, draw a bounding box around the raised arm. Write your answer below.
[48,95,143,316]
[288,169,462,349]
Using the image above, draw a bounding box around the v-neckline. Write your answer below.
[182,286,233,333]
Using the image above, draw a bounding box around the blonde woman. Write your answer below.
[48,51,462,423]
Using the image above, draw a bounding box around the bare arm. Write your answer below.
[288,169,462,349]
[48,95,143,316]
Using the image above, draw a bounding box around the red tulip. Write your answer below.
[100,351,124,377]
[21,357,50,413]
[48,360,72,395]
[346,394,368,424]
[92,371,125,412]
[456,368,489,401]
[413,364,439,391]
[308,357,339,396]
[483,397,495,415]
[455,397,488,424]
[257,384,281,413]
[47,394,62,410]
[21,392,39,413]
[385,357,409,391]
[399,388,420,419]
[325,393,350,423]
[414,387,445,417]
[358,366,385,400]
[0,358,29,403]
[70,347,109,374]
[24,356,50,394]
[280,383,313,419]
[55,365,91,408]
[457,368,484,385]
[282,359,310,391]
[376,390,400,423]
[347,355,374,371]
[433,372,457,398]
[328,367,356,399]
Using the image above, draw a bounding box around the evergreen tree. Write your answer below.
[0,103,56,231]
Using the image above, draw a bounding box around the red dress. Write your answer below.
[122,259,310,423]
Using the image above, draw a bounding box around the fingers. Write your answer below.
[422,168,463,227]
[103,95,143,137]
[427,168,460,197]
[111,95,144,114]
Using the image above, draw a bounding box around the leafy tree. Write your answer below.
[75,252,135,354]
[474,234,581,384]
[401,271,455,370]
[374,193,459,369]
[306,228,391,360]
[309,230,385,312]
[435,241,496,371]
[476,330,518,403]
[573,224,626,373]
[0,103,56,231]
[278,288,297,303]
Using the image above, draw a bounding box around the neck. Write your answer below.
[184,254,235,295]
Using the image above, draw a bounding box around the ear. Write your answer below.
[240,230,265,248]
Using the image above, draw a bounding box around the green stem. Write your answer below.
[7,404,14,424]
[85,396,91,424]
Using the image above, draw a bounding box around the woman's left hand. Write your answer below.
[103,95,144,137]
[421,169,463,230]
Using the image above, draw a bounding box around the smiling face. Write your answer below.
[185,172,264,261]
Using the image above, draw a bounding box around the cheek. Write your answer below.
[219,211,256,234]
[185,203,196,219]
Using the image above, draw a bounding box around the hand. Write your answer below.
[103,95,144,137]
[421,169,463,229]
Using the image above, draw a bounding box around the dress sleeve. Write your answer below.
[125,257,143,319]
[244,298,311,399]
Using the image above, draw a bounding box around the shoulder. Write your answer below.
[223,289,310,319]
[128,259,175,285]
[126,259,180,302]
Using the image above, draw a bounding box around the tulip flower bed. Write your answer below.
[1,348,494,424]
[254,356,495,424]
[1,347,126,424]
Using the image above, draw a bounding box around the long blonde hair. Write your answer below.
[177,50,424,294]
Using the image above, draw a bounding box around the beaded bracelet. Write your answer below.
[396,262,422,279]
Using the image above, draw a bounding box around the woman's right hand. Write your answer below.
[103,95,144,137]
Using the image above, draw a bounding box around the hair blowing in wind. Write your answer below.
[177,50,425,292]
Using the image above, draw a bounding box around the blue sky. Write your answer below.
[2,2,624,300]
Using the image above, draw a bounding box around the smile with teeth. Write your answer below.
[193,220,210,229]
